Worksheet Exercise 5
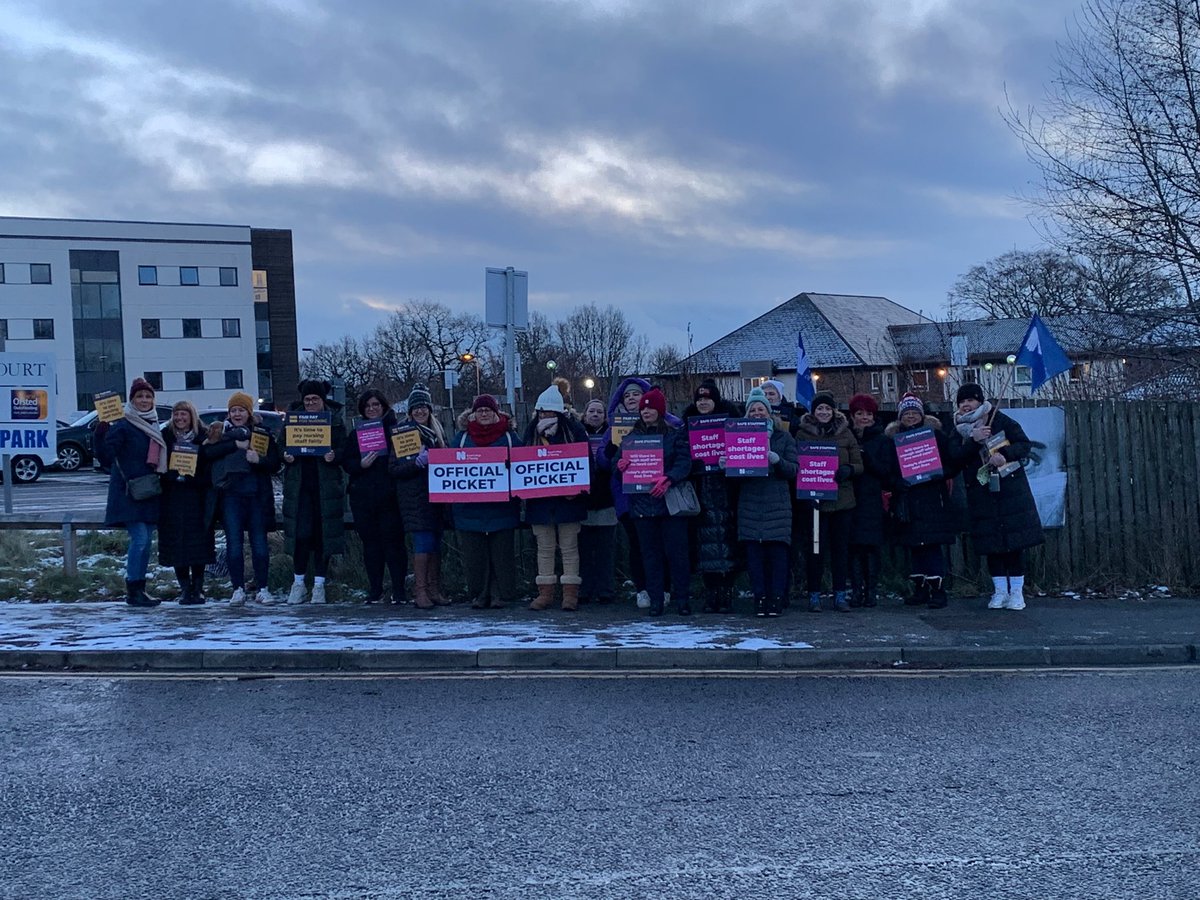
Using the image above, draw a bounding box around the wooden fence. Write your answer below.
[950,400,1200,590]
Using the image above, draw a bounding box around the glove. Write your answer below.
[536,417,557,434]
[650,476,671,498]
[767,451,780,465]
[617,457,631,472]
[834,464,853,483]
[415,447,429,469]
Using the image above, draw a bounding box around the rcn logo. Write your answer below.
[456,450,467,461]
[537,447,548,458]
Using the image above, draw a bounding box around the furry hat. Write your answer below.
[956,383,985,405]
[848,393,878,415]
[898,392,925,417]
[639,387,667,417]
[297,379,330,401]
[535,384,565,413]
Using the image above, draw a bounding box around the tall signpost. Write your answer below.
[485,267,529,409]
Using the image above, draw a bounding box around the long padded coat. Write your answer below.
[736,427,799,544]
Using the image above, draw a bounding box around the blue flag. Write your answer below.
[1015,315,1071,393]
[795,331,815,409]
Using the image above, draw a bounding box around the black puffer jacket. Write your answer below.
[582,420,615,512]
[389,420,445,533]
[736,427,798,544]
[883,416,963,548]
[794,411,862,512]
[683,399,740,574]
[850,422,891,548]
[521,412,589,526]
[951,409,1045,555]
[341,410,399,502]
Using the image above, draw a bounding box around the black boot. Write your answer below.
[766,596,781,618]
[926,576,948,609]
[702,589,719,614]
[904,576,928,606]
[127,579,160,608]
[754,596,767,618]
[718,585,734,614]
[676,597,692,616]
[862,579,877,608]
[180,575,204,606]
[849,583,865,608]
[192,570,207,604]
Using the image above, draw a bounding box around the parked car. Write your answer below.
[53,406,174,473]
[194,409,286,442]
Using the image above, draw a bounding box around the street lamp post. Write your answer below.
[459,351,481,396]
[583,377,595,400]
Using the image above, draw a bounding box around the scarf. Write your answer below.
[123,402,169,472]
[467,413,510,447]
[954,401,993,439]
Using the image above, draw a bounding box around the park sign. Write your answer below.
[0,352,56,461]
[510,443,590,499]
[427,446,510,503]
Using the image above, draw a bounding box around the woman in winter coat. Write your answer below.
[950,383,1045,611]
[281,380,346,604]
[609,387,693,616]
[159,400,214,605]
[761,379,805,435]
[847,393,890,609]
[340,389,407,606]
[390,384,451,608]
[203,391,282,605]
[95,376,168,608]
[452,394,524,609]
[683,379,740,613]
[794,391,863,612]
[734,387,798,617]
[578,398,618,604]
[883,392,962,609]
[523,385,589,611]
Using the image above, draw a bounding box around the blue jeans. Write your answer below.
[222,493,270,589]
[126,522,155,581]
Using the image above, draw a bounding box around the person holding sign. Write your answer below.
[684,380,740,614]
[597,377,653,608]
[94,376,168,608]
[340,390,408,606]
[883,393,962,609]
[794,392,862,612]
[522,385,589,611]
[732,387,798,617]
[609,387,693,617]
[847,394,891,609]
[950,383,1044,611]
[282,381,346,605]
[159,400,214,605]
[203,392,282,606]
[452,394,524,610]
[391,384,451,608]
[578,398,618,605]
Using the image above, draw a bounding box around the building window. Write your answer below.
[180,267,199,286]
[1070,362,1089,383]
[0,319,6,339]
[0,263,5,283]
[182,318,201,339]
[964,366,981,385]
[33,319,54,339]
[138,266,158,285]
[224,369,243,389]
[909,369,929,390]
[219,267,238,287]
[185,370,204,390]
[145,371,163,391]
[30,264,51,284]
[1014,365,1033,386]
[253,269,268,303]
[141,319,160,339]
[222,318,241,338]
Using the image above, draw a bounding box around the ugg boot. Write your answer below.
[560,577,581,611]
[411,555,434,609]
[1004,576,1026,610]
[808,591,822,613]
[988,576,1009,609]
[528,576,557,610]
[428,555,450,605]
[905,576,928,606]
[926,576,948,609]
[755,596,767,617]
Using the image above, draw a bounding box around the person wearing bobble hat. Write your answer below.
[158,400,215,605]
[608,387,694,616]
[847,393,890,608]
[950,383,1044,610]
[452,394,524,609]
[523,384,589,611]
[94,376,169,607]
[202,390,282,605]
[795,391,862,612]
[391,383,452,607]
[884,392,963,609]
[732,386,798,617]
[340,389,407,606]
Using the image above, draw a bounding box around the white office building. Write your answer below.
[0,217,298,416]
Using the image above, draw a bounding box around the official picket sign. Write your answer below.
[894,426,944,485]
[509,443,590,499]
[428,446,510,503]
[0,352,56,461]
[796,441,839,500]
[688,414,727,472]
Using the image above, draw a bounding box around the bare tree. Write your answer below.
[1006,0,1200,305]
[554,303,648,402]
[647,343,683,375]
[947,249,1090,318]
[301,335,377,402]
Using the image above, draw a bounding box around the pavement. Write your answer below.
[1,592,1198,672]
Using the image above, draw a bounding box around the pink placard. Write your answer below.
[356,422,388,454]
[724,418,769,477]
[894,427,944,485]
[621,433,664,493]
[509,443,591,499]
[427,446,510,502]
[688,415,727,471]
[796,441,839,500]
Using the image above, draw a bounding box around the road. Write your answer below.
[1,670,1197,898]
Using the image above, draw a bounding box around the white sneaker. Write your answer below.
[255,588,274,605]
[1003,576,1026,610]
[311,582,327,604]
[287,582,308,605]
[636,590,651,609]
[988,576,1007,609]
[664,592,671,606]
[229,587,246,607]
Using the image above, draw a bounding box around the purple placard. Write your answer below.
[796,441,839,500]
[356,421,388,455]
[688,414,727,472]
[587,433,606,461]
[894,426,944,485]
[621,433,664,493]
[724,418,769,477]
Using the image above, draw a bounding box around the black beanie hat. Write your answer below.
[694,379,721,403]
[956,383,985,405]
[298,379,331,400]
[811,391,837,413]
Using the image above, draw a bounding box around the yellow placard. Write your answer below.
[250,428,270,456]
[390,427,423,459]
[285,425,332,455]
[94,391,124,423]
[610,413,638,446]
[168,447,198,477]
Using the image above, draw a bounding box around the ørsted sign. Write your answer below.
[0,352,56,461]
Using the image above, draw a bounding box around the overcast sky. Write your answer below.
[0,0,1081,356]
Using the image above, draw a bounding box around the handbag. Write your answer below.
[665,480,701,517]
[116,459,162,501]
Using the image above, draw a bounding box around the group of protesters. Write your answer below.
[98,371,1044,616]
